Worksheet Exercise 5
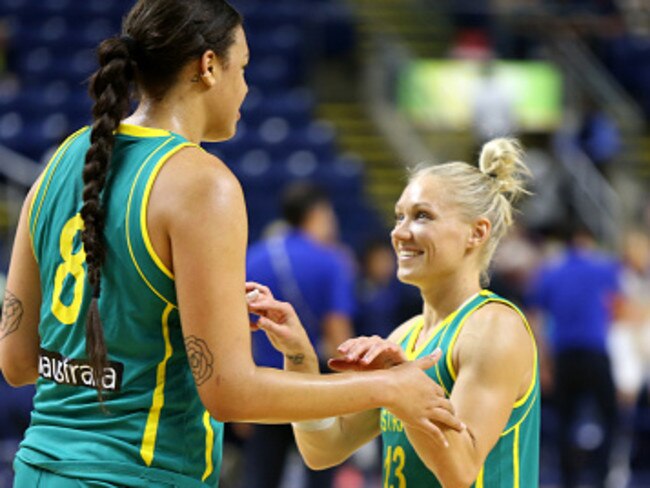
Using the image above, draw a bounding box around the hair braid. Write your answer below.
[81,38,134,399]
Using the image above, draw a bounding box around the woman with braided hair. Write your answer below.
[248,138,541,487]
[0,1,463,486]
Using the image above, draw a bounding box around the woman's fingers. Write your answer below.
[431,406,464,432]
[406,418,450,448]
[245,282,272,297]
[257,316,285,337]
[343,336,383,361]
[327,358,364,372]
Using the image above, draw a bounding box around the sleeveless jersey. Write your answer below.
[18,124,223,487]
[381,290,540,487]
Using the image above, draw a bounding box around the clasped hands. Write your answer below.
[245,282,464,446]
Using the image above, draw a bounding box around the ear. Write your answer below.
[198,50,220,87]
[467,217,491,250]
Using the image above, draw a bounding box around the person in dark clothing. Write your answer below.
[529,227,621,488]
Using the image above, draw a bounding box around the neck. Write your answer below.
[420,272,481,332]
[123,92,205,144]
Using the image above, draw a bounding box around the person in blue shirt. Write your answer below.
[529,226,622,488]
[243,181,356,488]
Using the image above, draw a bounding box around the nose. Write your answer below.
[391,219,411,243]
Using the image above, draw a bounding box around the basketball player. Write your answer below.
[249,138,541,487]
[0,1,462,486]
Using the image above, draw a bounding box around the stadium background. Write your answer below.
[0,0,649,486]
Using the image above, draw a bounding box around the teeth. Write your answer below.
[399,250,420,258]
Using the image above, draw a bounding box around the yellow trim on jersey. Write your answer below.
[28,127,89,260]
[140,142,197,280]
[475,464,484,488]
[513,424,521,488]
[140,304,175,466]
[445,296,538,410]
[125,137,176,306]
[501,391,538,437]
[396,316,422,346]
[403,319,424,360]
[117,123,171,138]
[404,311,459,362]
[202,411,215,481]
[434,323,454,397]
[507,304,538,408]
[445,300,487,381]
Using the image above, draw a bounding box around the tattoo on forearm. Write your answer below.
[286,353,304,365]
[184,335,214,386]
[0,290,23,341]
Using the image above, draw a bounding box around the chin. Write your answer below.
[204,123,237,143]
[396,268,423,287]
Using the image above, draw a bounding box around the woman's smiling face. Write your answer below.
[391,175,474,287]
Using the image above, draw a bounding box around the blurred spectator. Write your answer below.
[529,226,622,488]
[576,99,621,178]
[242,181,356,488]
[471,61,517,147]
[449,29,493,60]
[608,230,650,404]
[606,230,650,486]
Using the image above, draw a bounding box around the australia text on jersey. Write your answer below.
[39,348,124,392]
[381,409,404,433]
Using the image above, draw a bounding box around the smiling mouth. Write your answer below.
[397,250,423,260]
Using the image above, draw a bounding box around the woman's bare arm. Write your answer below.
[403,304,535,487]
[152,149,448,436]
[0,184,42,386]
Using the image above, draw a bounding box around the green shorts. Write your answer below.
[13,458,119,488]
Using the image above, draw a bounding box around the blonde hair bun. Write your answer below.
[478,138,530,201]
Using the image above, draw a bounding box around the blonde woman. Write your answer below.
[249,138,540,487]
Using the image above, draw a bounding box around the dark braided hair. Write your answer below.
[81,0,242,398]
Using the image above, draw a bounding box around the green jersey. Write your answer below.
[18,124,223,487]
[381,290,540,488]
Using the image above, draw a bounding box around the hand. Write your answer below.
[388,350,465,447]
[245,282,314,358]
[328,336,407,372]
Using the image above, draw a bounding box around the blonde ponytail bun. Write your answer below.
[479,138,530,201]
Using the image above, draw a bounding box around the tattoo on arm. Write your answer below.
[184,335,214,386]
[0,290,23,341]
[286,353,304,365]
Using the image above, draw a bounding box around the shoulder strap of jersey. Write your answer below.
[124,133,199,307]
[29,127,91,262]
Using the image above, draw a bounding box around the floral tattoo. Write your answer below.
[0,290,23,341]
[184,335,214,386]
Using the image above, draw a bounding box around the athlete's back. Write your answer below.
[20,125,222,487]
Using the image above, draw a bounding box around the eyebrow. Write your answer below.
[394,202,437,215]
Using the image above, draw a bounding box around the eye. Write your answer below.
[415,211,432,220]
[394,213,404,224]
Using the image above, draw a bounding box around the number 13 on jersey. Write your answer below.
[384,445,406,488]
[51,214,86,324]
